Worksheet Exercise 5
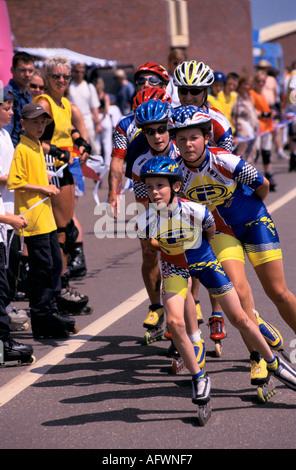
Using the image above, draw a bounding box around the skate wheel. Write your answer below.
[257,382,276,403]
[171,357,185,375]
[28,355,36,365]
[197,401,212,426]
[215,341,222,357]
[144,331,151,345]
[73,326,80,334]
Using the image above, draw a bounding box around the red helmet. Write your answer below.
[132,87,172,111]
[134,62,169,85]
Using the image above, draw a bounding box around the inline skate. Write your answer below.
[143,304,167,345]
[31,312,79,339]
[0,337,35,367]
[192,374,212,426]
[207,314,226,357]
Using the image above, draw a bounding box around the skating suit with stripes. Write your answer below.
[206,105,233,152]
[132,140,179,203]
[176,147,282,267]
[135,198,234,298]
[111,111,148,178]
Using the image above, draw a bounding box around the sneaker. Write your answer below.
[6,304,29,331]
[277,149,289,160]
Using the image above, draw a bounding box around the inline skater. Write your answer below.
[173,60,234,346]
[137,156,296,418]
[168,106,295,392]
[132,98,205,369]
[107,63,171,332]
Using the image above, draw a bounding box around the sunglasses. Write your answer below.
[136,76,162,86]
[50,74,71,81]
[142,125,168,136]
[29,84,45,90]
[178,87,205,96]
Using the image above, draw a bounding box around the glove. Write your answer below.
[49,145,71,163]
[74,136,92,155]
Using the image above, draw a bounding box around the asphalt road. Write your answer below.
[0,155,295,451]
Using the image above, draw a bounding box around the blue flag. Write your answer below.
[68,158,85,193]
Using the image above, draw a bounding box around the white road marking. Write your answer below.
[1,187,295,407]
[0,288,148,407]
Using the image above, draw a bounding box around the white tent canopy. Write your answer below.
[15,46,117,68]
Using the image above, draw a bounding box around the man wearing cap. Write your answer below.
[3,51,34,147]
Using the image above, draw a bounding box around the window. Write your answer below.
[167,0,189,47]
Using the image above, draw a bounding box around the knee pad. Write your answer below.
[58,219,79,254]
[261,150,271,165]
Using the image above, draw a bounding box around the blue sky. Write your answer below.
[250,0,296,29]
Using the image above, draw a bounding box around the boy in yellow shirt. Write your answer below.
[7,103,78,339]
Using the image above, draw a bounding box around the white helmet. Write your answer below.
[173,61,214,87]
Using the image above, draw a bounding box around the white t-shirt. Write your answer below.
[68,80,100,129]
[0,128,15,214]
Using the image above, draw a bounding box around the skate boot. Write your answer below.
[267,356,296,391]
[195,300,204,325]
[193,338,206,369]
[207,314,226,357]
[254,310,290,361]
[31,312,79,339]
[192,374,212,426]
[0,337,35,367]
[250,351,276,403]
[143,304,166,345]
[250,351,269,386]
[56,272,91,315]
[67,242,87,278]
[7,304,29,331]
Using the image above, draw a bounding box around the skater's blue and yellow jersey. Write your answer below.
[176,147,282,267]
[136,198,233,299]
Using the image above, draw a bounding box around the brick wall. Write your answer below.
[6,0,254,75]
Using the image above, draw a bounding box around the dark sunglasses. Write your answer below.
[50,74,71,80]
[136,76,162,86]
[178,87,205,96]
[142,125,168,136]
[29,84,45,90]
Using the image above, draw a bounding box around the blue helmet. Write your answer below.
[140,155,183,183]
[213,71,226,82]
[135,99,172,128]
[168,106,212,132]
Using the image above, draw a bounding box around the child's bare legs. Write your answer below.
[217,288,274,362]
[164,292,201,375]
[254,259,296,333]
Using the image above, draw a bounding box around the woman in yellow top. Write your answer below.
[34,55,90,314]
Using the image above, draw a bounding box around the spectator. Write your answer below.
[250,70,277,191]
[95,77,113,166]
[68,62,101,155]
[114,69,135,115]
[231,73,259,162]
[4,51,34,147]
[166,48,187,107]
[28,69,46,100]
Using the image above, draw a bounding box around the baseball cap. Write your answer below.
[21,103,51,120]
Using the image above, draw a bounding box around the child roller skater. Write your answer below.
[136,156,296,420]
[7,103,78,339]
